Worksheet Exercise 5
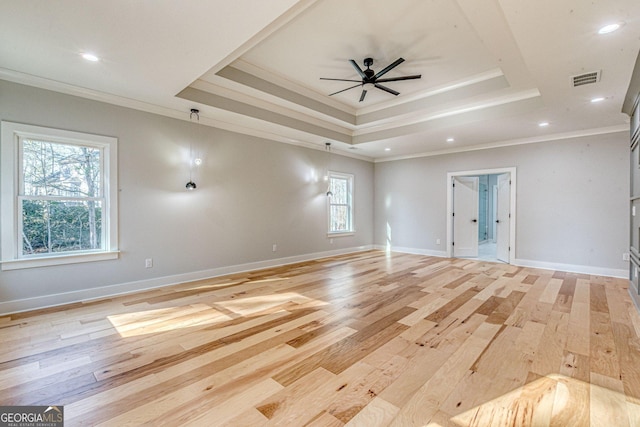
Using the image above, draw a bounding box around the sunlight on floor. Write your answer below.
[107,292,328,337]
[107,304,233,338]
[215,292,329,316]
[450,374,640,426]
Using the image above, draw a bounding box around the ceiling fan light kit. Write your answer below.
[321,57,421,102]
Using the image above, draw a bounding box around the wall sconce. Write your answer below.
[325,142,333,197]
[186,108,200,191]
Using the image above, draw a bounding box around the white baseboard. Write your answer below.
[0,245,374,316]
[512,258,627,279]
[373,244,627,278]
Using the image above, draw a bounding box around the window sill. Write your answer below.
[1,251,119,271]
[327,232,355,238]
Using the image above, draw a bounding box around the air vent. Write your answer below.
[571,70,601,87]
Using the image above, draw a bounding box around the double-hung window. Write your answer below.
[1,122,118,270]
[327,171,354,235]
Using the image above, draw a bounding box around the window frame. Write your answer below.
[1,121,118,270]
[327,170,355,236]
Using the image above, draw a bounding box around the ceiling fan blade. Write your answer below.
[320,78,363,82]
[349,59,367,79]
[374,58,405,79]
[328,83,362,96]
[359,89,367,102]
[376,74,422,83]
[374,83,400,96]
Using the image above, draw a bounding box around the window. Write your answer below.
[327,171,354,234]
[1,122,118,270]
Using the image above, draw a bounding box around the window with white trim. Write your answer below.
[327,171,354,234]
[1,122,118,270]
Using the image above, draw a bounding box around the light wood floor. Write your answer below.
[2,251,640,426]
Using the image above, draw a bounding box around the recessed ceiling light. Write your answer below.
[598,23,622,34]
[590,97,605,103]
[384,148,391,152]
[446,138,455,143]
[81,53,100,62]
[538,122,550,127]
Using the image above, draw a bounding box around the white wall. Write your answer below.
[374,133,629,277]
[0,80,374,312]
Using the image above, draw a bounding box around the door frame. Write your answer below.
[446,167,517,261]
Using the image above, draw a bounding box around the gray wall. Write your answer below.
[374,133,629,274]
[0,80,374,307]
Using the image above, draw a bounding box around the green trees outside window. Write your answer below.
[20,139,103,255]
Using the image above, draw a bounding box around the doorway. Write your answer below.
[447,168,516,263]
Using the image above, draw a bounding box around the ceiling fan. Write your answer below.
[320,57,421,102]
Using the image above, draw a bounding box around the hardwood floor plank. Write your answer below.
[531,311,570,377]
[485,290,526,325]
[182,378,283,427]
[324,356,408,424]
[559,351,590,382]
[590,310,621,379]
[378,346,450,408]
[566,300,590,356]
[522,274,539,285]
[425,288,480,323]
[220,409,269,427]
[514,320,546,357]
[344,397,399,427]
[611,321,640,399]
[539,278,564,304]
[590,283,609,313]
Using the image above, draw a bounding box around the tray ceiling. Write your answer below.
[1,0,638,160]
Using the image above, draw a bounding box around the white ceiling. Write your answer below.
[1,0,639,161]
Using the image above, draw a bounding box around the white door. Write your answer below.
[496,173,510,263]
[453,176,479,257]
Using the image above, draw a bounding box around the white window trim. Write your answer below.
[327,232,355,238]
[327,171,355,235]
[1,121,119,270]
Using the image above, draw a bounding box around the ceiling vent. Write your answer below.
[571,70,601,87]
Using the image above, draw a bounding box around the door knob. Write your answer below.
[472,219,477,223]
[496,220,500,223]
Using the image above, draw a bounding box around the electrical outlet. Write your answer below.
[272,244,277,252]
[436,238,441,245]
[145,258,153,268]
[623,253,630,261]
